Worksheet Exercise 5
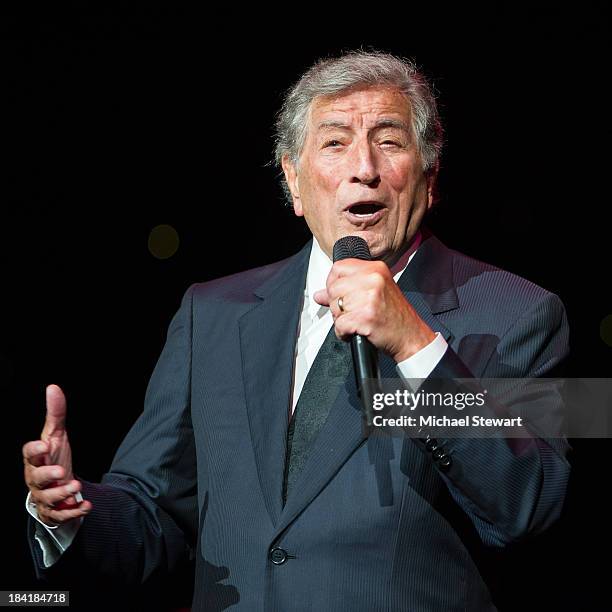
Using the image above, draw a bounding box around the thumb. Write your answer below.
[313,289,330,307]
[42,384,67,438]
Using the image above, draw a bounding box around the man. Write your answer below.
[23,51,570,611]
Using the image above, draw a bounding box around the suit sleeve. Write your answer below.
[414,292,571,547]
[28,284,199,586]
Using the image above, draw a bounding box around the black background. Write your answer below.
[2,6,610,610]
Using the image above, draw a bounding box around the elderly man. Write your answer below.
[23,51,570,611]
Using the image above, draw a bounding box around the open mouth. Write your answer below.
[343,201,386,226]
[346,202,385,217]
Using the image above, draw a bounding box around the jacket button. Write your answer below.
[432,447,445,461]
[425,438,439,452]
[269,547,288,565]
[438,454,452,472]
[417,430,431,443]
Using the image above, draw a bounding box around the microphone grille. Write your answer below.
[332,236,372,262]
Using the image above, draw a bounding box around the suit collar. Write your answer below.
[252,240,312,300]
[396,227,459,316]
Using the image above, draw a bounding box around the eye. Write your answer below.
[380,140,401,148]
[323,139,343,148]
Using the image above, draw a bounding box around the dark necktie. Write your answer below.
[282,325,352,505]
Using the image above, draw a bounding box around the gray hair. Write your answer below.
[273,50,443,205]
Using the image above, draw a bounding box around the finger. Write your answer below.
[313,289,330,306]
[35,480,82,508]
[27,465,66,490]
[322,261,366,305]
[54,498,81,510]
[327,282,373,319]
[324,277,354,304]
[42,384,67,438]
[329,293,351,319]
[37,500,92,527]
[324,260,356,290]
[22,441,49,467]
[328,258,373,282]
[332,260,391,290]
[334,312,371,341]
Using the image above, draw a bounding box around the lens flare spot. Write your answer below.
[148,224,179,260]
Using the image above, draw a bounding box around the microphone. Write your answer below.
[332,236,381,427]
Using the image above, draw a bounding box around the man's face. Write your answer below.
[282,86,436,264]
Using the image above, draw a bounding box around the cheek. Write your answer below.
[387,163,417,190]
[305,154,340,187]
[299,168,338,216]
[392,168,428,206]
[310,167,338,195]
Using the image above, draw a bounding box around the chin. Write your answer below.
[365,244,391,262]
[357,233,387,258]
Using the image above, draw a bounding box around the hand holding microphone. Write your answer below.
[313,236,436,423]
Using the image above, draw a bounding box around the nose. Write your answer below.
[349,140,380,187]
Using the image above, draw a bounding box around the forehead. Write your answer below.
[308,86,412,127]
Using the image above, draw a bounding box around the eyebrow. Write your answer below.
[316,118,411,132]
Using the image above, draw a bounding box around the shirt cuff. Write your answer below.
[25,491,83,568]
[395,331,448,388]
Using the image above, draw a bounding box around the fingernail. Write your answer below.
[66,483,77,493]
[35,443,46,453]
[52,469,62,478]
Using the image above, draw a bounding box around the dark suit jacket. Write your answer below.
[29,231,571,611]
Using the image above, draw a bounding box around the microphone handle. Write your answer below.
[350,334,381,427]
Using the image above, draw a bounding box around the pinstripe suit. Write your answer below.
[29,230,570,611]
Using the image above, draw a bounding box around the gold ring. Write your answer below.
[337,296,345,312]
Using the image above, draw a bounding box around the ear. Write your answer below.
[425,161,439,209]
[281,154,303,216]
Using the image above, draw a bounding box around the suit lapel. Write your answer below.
[239,241,311,527]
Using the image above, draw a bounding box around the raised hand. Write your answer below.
[23,384,92,526]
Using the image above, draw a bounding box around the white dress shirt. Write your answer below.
[27,233,448,567]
